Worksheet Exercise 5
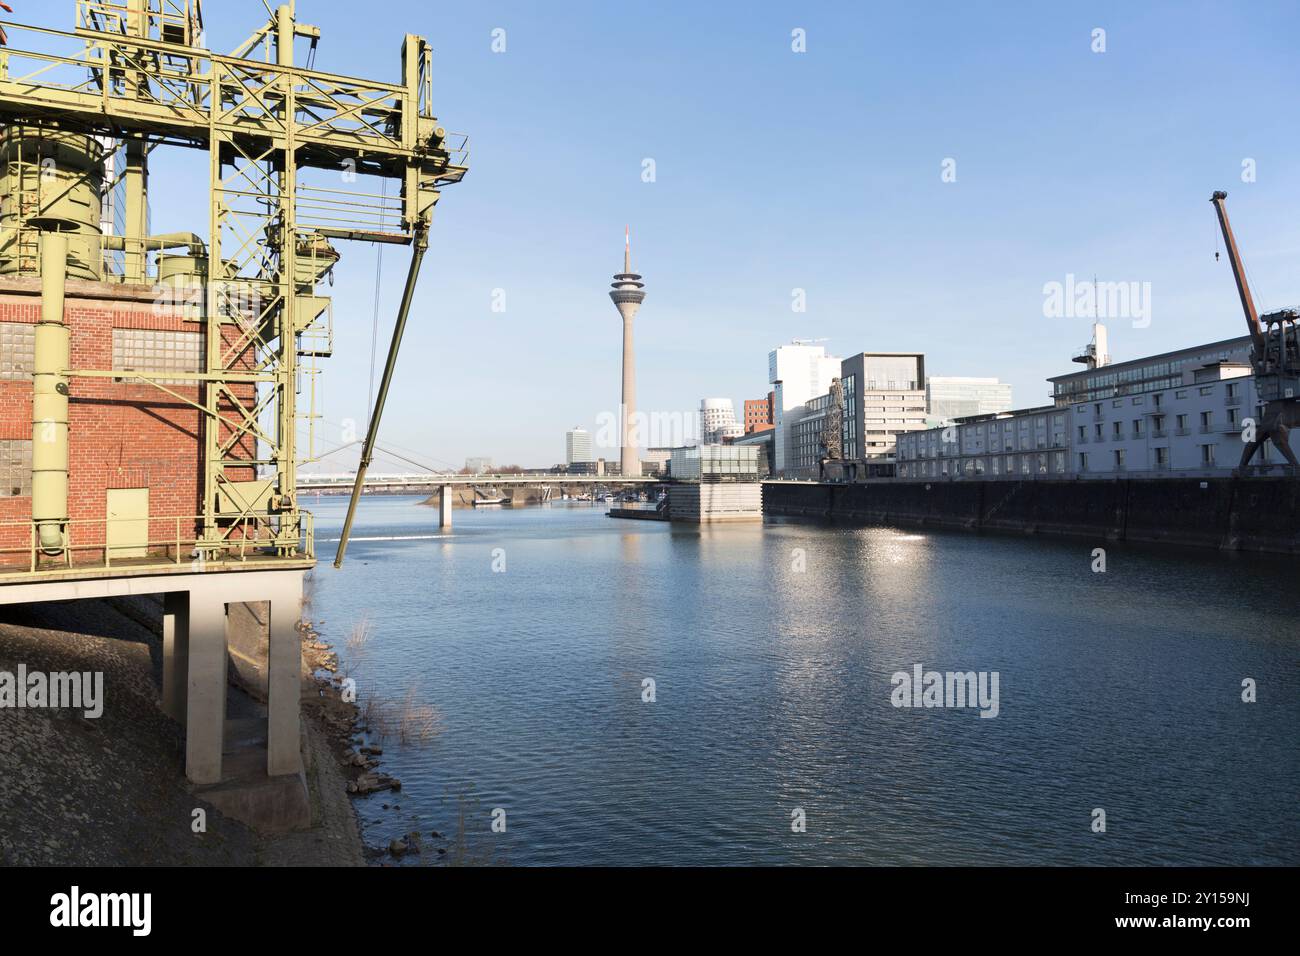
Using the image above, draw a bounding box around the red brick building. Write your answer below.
[0,276,251,568]
[744,391,775,434]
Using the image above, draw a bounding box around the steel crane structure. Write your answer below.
[0,0,466,568]
[1209,191,1300,471]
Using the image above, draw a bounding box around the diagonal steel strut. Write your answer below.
[334,219,429,567]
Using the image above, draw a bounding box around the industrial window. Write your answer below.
[0,323,35,380]
[111,328,202,386]
[0,440,33,497]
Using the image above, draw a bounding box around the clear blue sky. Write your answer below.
[20,0,1300,468]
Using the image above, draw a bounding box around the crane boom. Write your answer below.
[1209,190,1265,352]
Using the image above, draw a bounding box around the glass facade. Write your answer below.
[669,444,763,480]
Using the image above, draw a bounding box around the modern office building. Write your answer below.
[464,456,493,474]
[926,376,1013,423]
[841,352,928,461]
[895,335,1272,478]
[565,426,593,465]
[782,352,929,478]
[769,342,842,475]
[700,398,740,444]
[666,445,765,522]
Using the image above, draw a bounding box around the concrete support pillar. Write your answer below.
[162,591,189,723]
[439,485,453,528]
[185,596,228,786]
[266,578,303,777]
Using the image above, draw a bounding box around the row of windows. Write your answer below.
[1,324,206,386]
[1077,380,1241,415]
[1053,349,1240,401]
[898,451,1067,478]
[1077,407,1242,442]
[1078,445,1218,470]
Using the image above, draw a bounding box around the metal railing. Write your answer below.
[0,511,313,576]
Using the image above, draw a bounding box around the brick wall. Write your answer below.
[0,280,256,566]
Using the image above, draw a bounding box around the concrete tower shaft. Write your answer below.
[609,227,645,477]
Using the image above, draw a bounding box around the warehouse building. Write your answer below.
[895,336,1275,479]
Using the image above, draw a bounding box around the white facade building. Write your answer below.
[769,343,842,475]
[896,336,1275,479]
[896,406,1069,479]
[783,352,929,478]
[699,398,740,444]
[565,426,593,465]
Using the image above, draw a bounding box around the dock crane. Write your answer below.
[1208,191,1300,471]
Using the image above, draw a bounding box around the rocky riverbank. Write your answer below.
[300,619,456,864]
[0,595,367,866]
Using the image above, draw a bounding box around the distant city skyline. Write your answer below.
[52,0,1300,468]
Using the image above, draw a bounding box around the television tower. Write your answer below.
[609,227,646,477]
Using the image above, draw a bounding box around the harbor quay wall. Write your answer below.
[761,477,1300,554]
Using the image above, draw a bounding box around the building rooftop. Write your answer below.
[951,404,1056,425]
[1047,335,1251,384]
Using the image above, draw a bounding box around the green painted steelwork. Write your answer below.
[0,0,466,574]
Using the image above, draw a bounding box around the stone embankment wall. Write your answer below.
[762,478,1300,554]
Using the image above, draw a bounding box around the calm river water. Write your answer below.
[307,494,1298,866]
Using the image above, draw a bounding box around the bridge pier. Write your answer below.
[439,485,453,528]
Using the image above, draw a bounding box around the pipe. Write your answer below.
[101,232,207,257]
[32,232,70,555]
[334,221,429,567]
[276,4,294,68]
